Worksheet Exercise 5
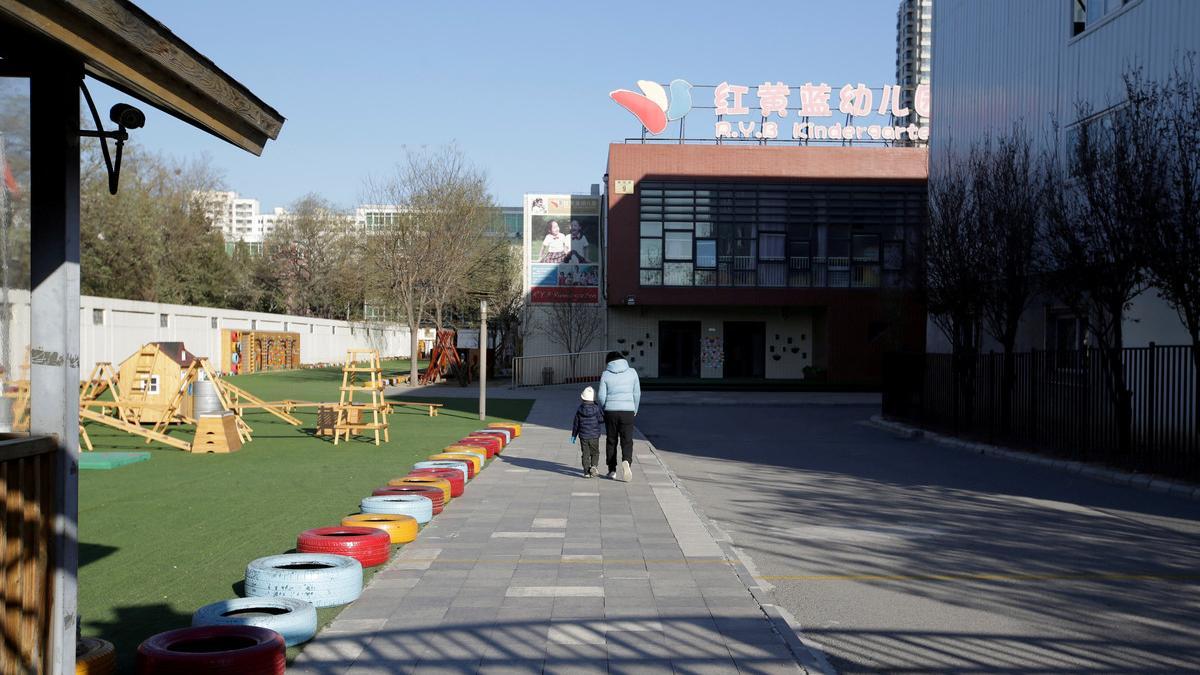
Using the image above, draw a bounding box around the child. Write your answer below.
[571,386,604,478]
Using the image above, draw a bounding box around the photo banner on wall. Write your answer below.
[525,194,601,304]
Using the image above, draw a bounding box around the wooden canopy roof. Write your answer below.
[0,0,285,155]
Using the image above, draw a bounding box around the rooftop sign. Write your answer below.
[610,80,930,143]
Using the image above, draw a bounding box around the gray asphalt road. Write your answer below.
[637,400,1200,674]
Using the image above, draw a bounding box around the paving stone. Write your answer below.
[291,394,801,674]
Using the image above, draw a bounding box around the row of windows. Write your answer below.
[636,182,924,290]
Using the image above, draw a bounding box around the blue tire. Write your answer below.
[475,428,511,443]
[244,553,362,608]
[360,495,433,524]
[192,596,317,646]
[413,461,469,483]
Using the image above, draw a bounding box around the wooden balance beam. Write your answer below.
[80,407,191,451]
[391,401,444,417]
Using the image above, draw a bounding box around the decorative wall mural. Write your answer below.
[702,336,724,369]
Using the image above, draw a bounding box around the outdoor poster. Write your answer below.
[525,194,600,304]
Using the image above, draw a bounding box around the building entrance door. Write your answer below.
[724,321,765,378]
[658,321,701,378]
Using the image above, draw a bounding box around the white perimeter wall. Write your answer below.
[0,291,431,378]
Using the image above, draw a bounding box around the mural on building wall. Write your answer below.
[526,194,601,304]
[702,336,724,370]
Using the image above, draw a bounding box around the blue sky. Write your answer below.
[91,0,900,210]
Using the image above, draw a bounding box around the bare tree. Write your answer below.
[1044,70,1170,457]
[362,146,495,387]
[971,129,1045,435]
[925,154,987,423]
[534,297,605,381]
[1144,54,1200,436]
[259,194,347,317]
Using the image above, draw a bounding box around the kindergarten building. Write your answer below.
[603,143,928,385]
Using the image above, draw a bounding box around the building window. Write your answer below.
[93,308,104,325]
[1072,0,1134,36]
[159,313,169,328]
[664,231,693,261]
[695,240,717,269]
[211,317,219,329]
[635,182,923,290]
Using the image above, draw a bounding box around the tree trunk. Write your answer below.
[1191,333,1200,441]
[408,305,420,388]
[1000,333,1017,440]
[1102,311,1133,459]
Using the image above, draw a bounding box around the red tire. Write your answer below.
[408,468,464,497]
[458,436,500,458]
[373,485,444,513]
[472,429,509,449]
[136,625,284,674]
[297,526,390,567]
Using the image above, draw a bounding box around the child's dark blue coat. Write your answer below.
[571,401,604,439]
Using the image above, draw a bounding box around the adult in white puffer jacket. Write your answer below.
[597,351,641,481]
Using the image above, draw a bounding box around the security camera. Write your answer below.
[109,103,146,130]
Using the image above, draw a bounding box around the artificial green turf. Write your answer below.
[78,361,531,671]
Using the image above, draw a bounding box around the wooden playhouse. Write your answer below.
[117,342,199,422]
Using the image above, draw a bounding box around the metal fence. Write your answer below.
[512,350,609,388]
[882,345,1200,480]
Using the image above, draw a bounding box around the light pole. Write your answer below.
[479,299,487,421]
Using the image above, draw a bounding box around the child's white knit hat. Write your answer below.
[581,386,595,402]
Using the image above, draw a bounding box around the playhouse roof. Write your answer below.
[150,342,199,368]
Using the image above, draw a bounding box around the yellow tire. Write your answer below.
[388,476,451,502]
[444,446,488,465]
[429,453,481,473]
[76,637,116,675]
[342,513,418,543]
[489,422,521,437]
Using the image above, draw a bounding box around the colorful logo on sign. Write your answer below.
[609,79,693,135]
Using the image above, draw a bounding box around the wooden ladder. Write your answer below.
[333,349,389,446]
[124,344,159,423]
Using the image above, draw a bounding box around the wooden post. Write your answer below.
[479,300,487,422]
[29,46,82,674]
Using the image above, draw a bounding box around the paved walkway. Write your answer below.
[291,390,809,674]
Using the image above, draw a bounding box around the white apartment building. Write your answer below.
[196,190,287,249]
[895,0,932,141]
[930,0,1200,351]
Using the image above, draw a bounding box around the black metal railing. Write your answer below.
[882,345,1200,480]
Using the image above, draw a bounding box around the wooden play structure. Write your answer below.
[76,343,314,453]
[420,329,463,384]
[222,329,301,375]
[333,349,390,446]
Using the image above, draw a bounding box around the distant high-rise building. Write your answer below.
[895,0,932,144]
[195,190,288,253]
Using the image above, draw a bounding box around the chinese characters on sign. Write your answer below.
[708,81,930,142]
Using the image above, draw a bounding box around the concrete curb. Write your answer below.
[639,431,837,674]
[867,416,1200,502]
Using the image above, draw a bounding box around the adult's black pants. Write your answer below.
[604,410,635,472]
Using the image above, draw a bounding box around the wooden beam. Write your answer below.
[80,408,191,451]
[0,0,284,155]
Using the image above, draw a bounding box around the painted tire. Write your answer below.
[373,485,444,513]
[409,468,464,496]
[76,637,116,675]
[413,460,470,483]
[460,436,501,457]
[135,625,285,674]
[342,513,418,544]
[442,448,487,468]
[244,553,362,608]
[297,526,390,568]
[428,454,477,477]
[473,428,510,446]
[388,476,451,502]
[489,422,521,437]
[360,495,433,524]
[191,597,317,647]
